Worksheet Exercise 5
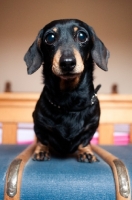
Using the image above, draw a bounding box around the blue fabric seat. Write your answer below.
[20,152,116,200]
[1,145,132,199]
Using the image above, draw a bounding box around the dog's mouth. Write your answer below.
[59,73,81,80]
[59,73,81,90]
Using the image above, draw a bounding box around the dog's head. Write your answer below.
[24,19,109,85]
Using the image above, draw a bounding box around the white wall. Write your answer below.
[0,0,132,93]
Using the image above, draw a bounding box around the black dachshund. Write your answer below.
[24,19,109,162]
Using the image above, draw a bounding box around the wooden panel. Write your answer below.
[0,107,34,123]
[0,93,38,123]
[99,124,114,145]
[99,94,132,124]
[99,94,132,102]
[100,109,132,124]
[2,123,17,144]
[0,93,39,101]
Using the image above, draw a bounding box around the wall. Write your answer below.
[0,0,132,93]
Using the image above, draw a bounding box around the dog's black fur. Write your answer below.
[24,19,109,162]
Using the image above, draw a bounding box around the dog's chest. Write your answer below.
[49,111,86,138]
[47,111,87,152]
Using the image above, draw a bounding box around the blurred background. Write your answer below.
[0,0,132,94]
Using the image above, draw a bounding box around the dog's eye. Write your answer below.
[77,31,88,43]
[45,33,56,45]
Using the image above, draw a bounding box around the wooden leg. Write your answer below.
[99,124,114,145]
[130,124,132,144]
[2,123,17,144]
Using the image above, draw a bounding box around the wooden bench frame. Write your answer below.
[0,93,132,144]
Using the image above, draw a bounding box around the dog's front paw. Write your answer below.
[78,152,98,163]
[33,151,50,161]
[77,144,99,163]
[33,142,50,161]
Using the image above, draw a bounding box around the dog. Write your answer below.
[24,19,109,162]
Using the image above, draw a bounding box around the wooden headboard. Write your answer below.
[0,93,132,144]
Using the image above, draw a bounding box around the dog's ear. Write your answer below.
[90,28,110,71]
[24,29,43,75]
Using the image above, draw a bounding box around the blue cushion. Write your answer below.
[2,145,131,199]
[21,154,116,200]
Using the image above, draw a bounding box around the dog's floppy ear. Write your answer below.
[90,28,110,71]
[24,29,43,75]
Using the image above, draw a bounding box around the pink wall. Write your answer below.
[0,0,132,93]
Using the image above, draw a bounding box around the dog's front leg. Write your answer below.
[33,142,50,161]
[77,144,98,163]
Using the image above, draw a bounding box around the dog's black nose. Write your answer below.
[60,55,76,72]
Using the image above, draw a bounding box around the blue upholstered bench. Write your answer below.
[0,145,132,200]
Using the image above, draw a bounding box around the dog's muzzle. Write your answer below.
[59,54,76,73]
[52,48,84,78]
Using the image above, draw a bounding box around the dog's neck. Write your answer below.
[45,92,98,112]
[43,65,100,112]
[44,83,101,112]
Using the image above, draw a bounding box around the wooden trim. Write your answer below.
[2,123,17,144]
[0,93,39,101]
[0,93,38,123]
[92,145,131,200]
[99,124,114,145]
[99,94,132,124]
[99,94,132,101]
[4,143,36,200]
